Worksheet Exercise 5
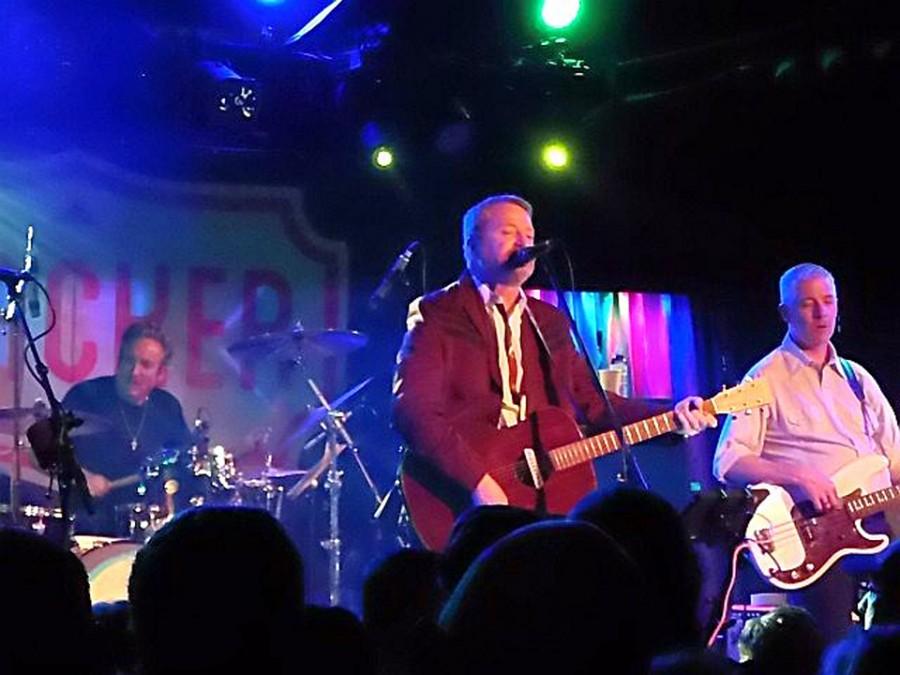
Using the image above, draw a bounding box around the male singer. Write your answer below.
[392,194,716,517]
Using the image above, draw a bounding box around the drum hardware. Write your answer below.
[229,321,380,604]
[0,502,68,540]
[372,445,415,548]
[7,243,92,536]
[282,377,373,448]
[283,377,382,607]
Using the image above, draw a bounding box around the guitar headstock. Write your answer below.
[708,379,773,415]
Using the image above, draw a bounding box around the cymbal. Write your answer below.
[0,460,53,487]
[264,467,307,478]
[227,327,368,359]
[250,467,308,479]
[0,401,49,422]
[285,377,373,446]
[67,410,115,438]
[0,403,47,436]
[0,407,40,421]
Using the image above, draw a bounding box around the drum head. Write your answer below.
[77,540,143,604]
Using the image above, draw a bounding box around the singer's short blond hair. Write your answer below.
[461,194,533,267]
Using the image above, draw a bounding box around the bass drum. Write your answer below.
[75,539,143,605]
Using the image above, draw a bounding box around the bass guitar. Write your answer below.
[746,454,898,590]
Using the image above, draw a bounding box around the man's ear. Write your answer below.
[156,364,169,388]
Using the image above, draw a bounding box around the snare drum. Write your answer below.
[75,539,143,605]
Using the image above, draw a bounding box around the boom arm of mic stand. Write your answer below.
[537,258,649,490]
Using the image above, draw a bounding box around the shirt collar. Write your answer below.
[473,276,528,314]
[781,332,842,376]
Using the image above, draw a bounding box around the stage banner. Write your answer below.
[0,151,348,481]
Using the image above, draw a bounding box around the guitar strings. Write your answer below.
[744,507,856,547]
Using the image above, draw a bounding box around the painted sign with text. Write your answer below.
[0,152,348,471]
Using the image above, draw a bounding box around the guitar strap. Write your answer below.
[523,302,562,407]
[840,357,873,440]
[839,357,865,403]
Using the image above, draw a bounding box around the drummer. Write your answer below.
[60,321,192,535]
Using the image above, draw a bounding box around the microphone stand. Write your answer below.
[5,280,92,538]
[537,258,649,489]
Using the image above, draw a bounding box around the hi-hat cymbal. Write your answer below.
[227,327,368,359]
[0,461,52,487]
[0,401,49,421]
[0,402,49,435]
[258,467,308,479]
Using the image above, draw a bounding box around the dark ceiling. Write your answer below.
[2,0,898,395]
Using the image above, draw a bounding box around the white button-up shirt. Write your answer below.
[475,283,528,428]
[714,334,900,485]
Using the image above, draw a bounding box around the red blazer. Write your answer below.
[392,274,658,494]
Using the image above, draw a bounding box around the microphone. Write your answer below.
[368,241,420,310]
[505,239,555,269]
[0,267,33,287]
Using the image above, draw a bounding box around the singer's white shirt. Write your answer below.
[475,282,528,428]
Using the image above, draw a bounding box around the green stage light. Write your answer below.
[541,142,571,171]
[540,0,582,30]
[372,146,395,170]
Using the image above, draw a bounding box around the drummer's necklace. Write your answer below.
[120,398,150,452]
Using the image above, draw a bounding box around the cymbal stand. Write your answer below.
[304,378,383,607]
[5,315,24,523]
[321,412,343,607]
[306,378,382,507]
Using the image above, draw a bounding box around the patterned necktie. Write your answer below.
[495,303,521,403]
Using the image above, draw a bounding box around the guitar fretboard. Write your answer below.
[844,484,900,519]
[548,411,678,471]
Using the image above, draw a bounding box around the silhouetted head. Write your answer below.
[363,548,444,631]
[570,486,703,652]
[0,528,93,671]
[128,507,305,674]
[440,520,651,675]
[440,504,544,593]
[739,605,824,675]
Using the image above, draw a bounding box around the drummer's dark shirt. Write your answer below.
[62,376,191,534]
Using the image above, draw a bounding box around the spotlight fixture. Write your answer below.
[541,141,571,171]
[372,145,395,170]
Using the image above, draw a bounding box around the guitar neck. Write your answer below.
[845,483,900,519]
[547,410,680,471]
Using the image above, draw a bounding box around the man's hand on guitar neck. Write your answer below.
[673,396,718,437]
[473,473,509,506]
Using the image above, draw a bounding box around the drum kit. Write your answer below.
[2,323,386,606]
